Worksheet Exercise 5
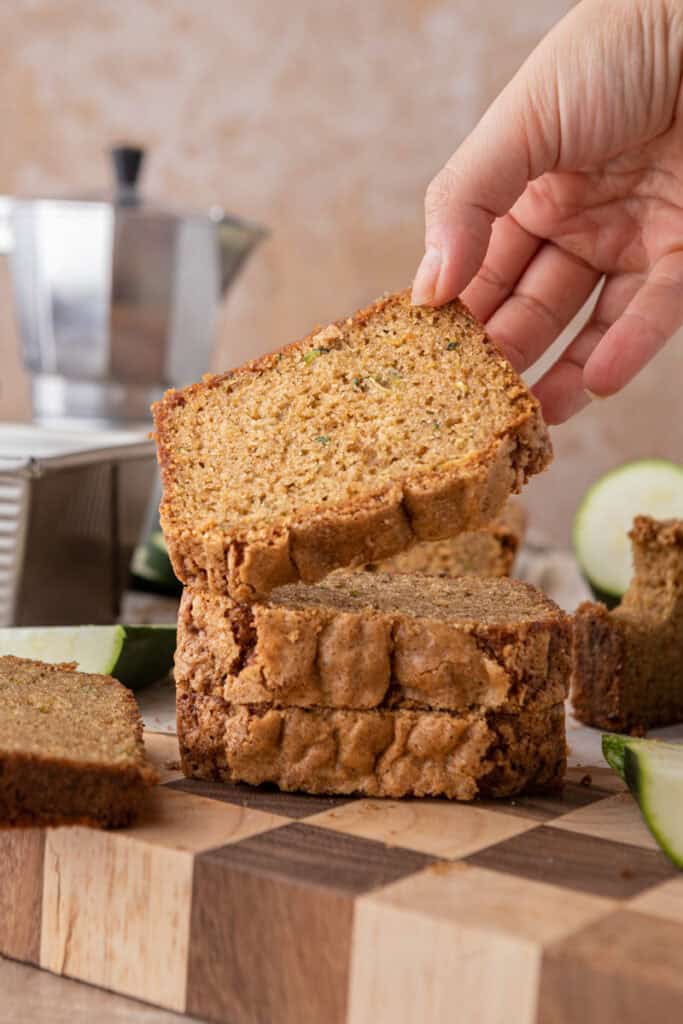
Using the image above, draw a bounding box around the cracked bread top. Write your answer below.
[177,695,567,800]
[154,291,551,601]
[175,573,571,713]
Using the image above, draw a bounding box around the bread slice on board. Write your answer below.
[177,693,566,801]
[154,291,551,602]
[572,516,683,732]
[362,500,526,577]
[175,572,571,713]
[0,656,158,827]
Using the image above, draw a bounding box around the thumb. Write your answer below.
[412,37,561,306]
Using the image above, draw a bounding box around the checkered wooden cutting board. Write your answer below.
[1,732,681,1024]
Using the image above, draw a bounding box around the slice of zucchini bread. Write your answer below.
[361,500,526,578]
[572,516,683,733]
[0,656,158,827]
[177,694,566,801]
[175,572,571,713]
[154,291,551,602]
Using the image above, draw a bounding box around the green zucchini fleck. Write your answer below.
[304,347,330,364]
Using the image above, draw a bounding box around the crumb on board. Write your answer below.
[428,861,453,876]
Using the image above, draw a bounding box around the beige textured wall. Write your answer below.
[1,0,681,547]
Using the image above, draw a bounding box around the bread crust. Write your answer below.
[154,292,551,602]
[177,693,566,801]
[175,578,571,713]
[0,755,155,828]
[0,656,158,828]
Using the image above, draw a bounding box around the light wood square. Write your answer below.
[549,792,658,850]
[38,791,286,1011]
[366,862,613,944]
[40,827,193,1011]
[307,798,539,859]
[125,785,287,852]
[347,863,612,1024]
[629,877,683,923]
[144,732,183,784]
[348,892,539,1024]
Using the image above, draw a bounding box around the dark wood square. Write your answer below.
[187,822,433,1024]
[196,820,436,895]
[0,829,44,963]
[487,781,614,823]
[188,844,352,1024]
[467,825,677,900]
[166,777,356,818]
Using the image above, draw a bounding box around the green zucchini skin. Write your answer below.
[111,625,177,690]
[602,733,627,780]
[604,734,683,871]
[0,624,176,691]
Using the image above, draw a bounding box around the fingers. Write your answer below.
[533,272,644,423]
[483,243,600,372]
[411,102,546,307]
[411,2,574,308]
[584,252,683,396]
[411,0,679,308]
[537,256,683,424]
[460,214,542,323]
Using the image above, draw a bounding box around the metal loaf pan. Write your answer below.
[0,424,156,626]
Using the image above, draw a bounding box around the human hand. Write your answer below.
[412,0,683,423]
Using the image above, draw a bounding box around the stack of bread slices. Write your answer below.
[153,291,571,800]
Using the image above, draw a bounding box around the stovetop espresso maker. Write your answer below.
[0,145,266,426]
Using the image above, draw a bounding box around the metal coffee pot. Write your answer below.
[0,146,266,426]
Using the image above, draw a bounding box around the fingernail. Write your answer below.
[411,246,442,306]
[584,388,604,401]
